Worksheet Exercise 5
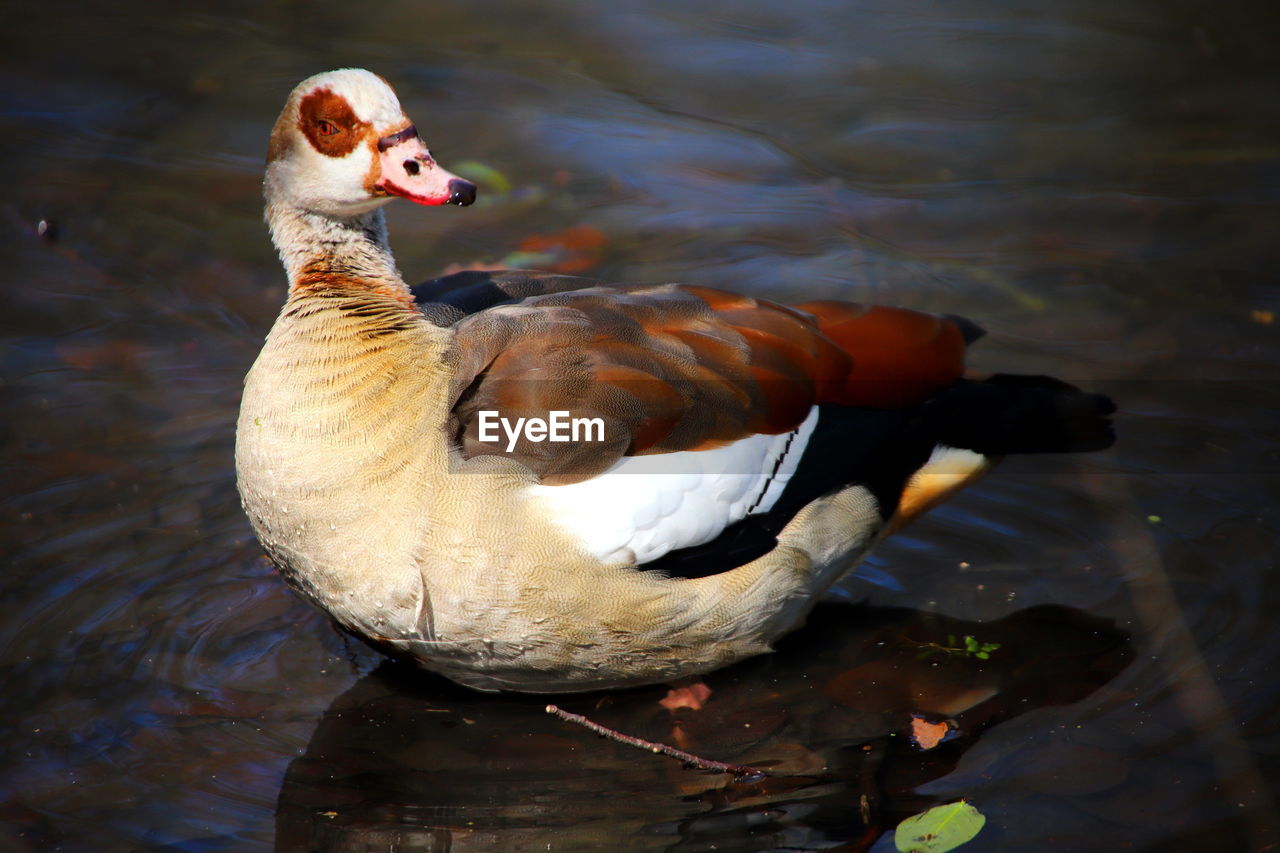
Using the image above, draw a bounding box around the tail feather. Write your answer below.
[925,375,1116,456]
[942,313,987,345]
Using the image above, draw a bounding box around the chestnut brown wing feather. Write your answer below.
[448,284,969,484]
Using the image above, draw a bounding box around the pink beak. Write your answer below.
[374,125,476,206]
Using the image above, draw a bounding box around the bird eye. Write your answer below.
[316,119,340,136]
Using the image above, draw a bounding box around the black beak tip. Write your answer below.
[447,179,477,206]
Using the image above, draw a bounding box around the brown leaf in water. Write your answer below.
[516,224,607,273]
[659,681,712,712]
[909,715,954,751]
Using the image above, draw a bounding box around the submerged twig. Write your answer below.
[545,704,766,781]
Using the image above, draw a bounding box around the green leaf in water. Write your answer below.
[894,800,986,853]
[453,160,513,195]
[498,250,559,269]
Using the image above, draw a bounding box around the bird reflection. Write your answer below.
[276,603,1131,852]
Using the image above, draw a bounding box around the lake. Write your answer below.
[2,1,1278,850]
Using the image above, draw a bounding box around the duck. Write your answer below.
[236,69,1114,693]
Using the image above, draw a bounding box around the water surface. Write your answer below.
[2,2,1278,850]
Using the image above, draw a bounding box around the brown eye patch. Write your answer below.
[298,87,369,157]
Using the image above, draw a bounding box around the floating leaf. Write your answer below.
[453,160,513,195]
[658,681,712,712]
[497,250,560,269]
[519,224,606,253]
[909,715,953,750]
[894,800,986,853]
[509,224,607,274]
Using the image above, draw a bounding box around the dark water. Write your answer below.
[3,2,1278,850]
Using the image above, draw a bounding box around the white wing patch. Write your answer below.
[529,407,820,565]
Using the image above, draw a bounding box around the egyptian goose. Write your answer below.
[237,69,1113,693]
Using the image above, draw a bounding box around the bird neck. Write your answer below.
[265,202,410,301]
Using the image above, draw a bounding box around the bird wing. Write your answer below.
[446,282,968,485]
